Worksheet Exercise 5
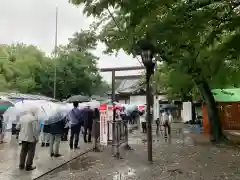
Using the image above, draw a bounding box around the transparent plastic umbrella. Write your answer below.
[3,100,58,130]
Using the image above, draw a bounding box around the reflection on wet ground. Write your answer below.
[0,136,93,180]
[38,125,240,180]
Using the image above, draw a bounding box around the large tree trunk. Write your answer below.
[194,77,224,142]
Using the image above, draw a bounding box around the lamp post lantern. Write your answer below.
[137,39,156,162]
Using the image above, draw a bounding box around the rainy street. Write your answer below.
[37,124,240,180]
[0,135,92,180]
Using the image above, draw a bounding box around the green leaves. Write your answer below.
[68,0,240,99]
[0,30,106,99]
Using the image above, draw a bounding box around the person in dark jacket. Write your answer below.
[48,114,67,157]
[83,105,93,143]
[61,116,69,141]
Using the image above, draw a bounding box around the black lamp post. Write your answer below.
[137,39,156,162]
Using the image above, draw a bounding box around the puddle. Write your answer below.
[46,155,99,178]
[112,167,137,180]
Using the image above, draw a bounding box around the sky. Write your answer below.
[0,0,143,82]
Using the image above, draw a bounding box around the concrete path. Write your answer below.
[0,133,93,180]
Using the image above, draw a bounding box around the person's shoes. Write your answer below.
[88,140,92,143]
[84,139,87,143]
[25,166,36,171]
[54,154,62,157]
[50,153,54,157]
[41,143,45,147]
[46,143,50,147]
[74,147,80,149]
[19,165,24,170]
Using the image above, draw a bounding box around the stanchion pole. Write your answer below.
[93,119,101,152]
[123,120,133,150]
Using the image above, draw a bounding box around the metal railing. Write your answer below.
[92,118,137,158]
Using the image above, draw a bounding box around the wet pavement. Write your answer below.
[0,133,93,180]
[38,123,240,180]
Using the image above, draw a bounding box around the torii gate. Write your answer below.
[100,66,145,103]
[99,66,145,157]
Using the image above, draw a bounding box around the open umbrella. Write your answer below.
[3,100,59,130]
[65,95,90,103]
[160,104,177,110]
[0,99,14,114]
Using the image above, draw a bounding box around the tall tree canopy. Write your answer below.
[0,30,106,99]
[69,0,240,142]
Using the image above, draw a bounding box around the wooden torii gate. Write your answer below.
[99,66,145,102]
[99,66,145,157]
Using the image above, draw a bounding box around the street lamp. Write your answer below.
[137,39,156,162]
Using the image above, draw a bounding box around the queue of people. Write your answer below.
[15,101,95,171]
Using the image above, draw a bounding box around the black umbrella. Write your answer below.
[0,99,14,114]
[160,104,177,110]
[65,95,90,103]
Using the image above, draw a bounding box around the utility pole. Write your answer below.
[53,5,58,99]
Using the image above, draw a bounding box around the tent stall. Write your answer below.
[203,88,240,134]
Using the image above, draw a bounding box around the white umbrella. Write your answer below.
[3,100,58,130]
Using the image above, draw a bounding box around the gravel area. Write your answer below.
[39,131,240,180]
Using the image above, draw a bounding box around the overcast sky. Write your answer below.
[0,0,143,82]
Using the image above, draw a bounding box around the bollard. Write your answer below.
[123,120,133,150]
[113,121,122,159]
[93,120,101,152]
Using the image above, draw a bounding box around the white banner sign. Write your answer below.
[182,101,192,122]
[107,105,113,141]
[99,104,108,146]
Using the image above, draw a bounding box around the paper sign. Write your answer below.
[107,105,113,141]
[100,104,108,146]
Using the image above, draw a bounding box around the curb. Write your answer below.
[33,148,93,180]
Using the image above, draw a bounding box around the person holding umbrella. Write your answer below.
[48,111,67,157]
[83,105,93,143]
[17,108,40,171]
[0,115,3,144]
[68,101,84,149]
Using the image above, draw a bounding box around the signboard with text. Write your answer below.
[99,104,108,146]
[107,105,113,141]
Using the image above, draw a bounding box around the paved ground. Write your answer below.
[0,132,93,180]
[38,123,240,180]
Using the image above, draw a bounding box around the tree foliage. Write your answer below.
[69,0,240,141]
[0,30,106,99]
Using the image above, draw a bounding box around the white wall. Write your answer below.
[130,95,167,105]
[130,95,146,105]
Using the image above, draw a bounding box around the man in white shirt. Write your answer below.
[161,110,171,138]
[16,108,40,171]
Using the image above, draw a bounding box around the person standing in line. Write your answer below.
[41,119,50,147]
[0,115,3,144]
[139,111,147,133]
[162,109,170,138]
[83,105,93,143]
[48,112,67,157]
[61,116,69,141]
[68,101,83,149]
[17,108,40,171]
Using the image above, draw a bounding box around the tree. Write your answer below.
[0,30,104,100]
[69,0,240,142]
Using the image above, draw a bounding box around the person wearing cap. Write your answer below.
[17,108,40,171]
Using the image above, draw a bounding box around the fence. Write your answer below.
[93,118,138,158]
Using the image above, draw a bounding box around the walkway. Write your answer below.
[37,123,240,180]
[0,133,93,180]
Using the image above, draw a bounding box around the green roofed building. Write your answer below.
[212,88,240,102]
